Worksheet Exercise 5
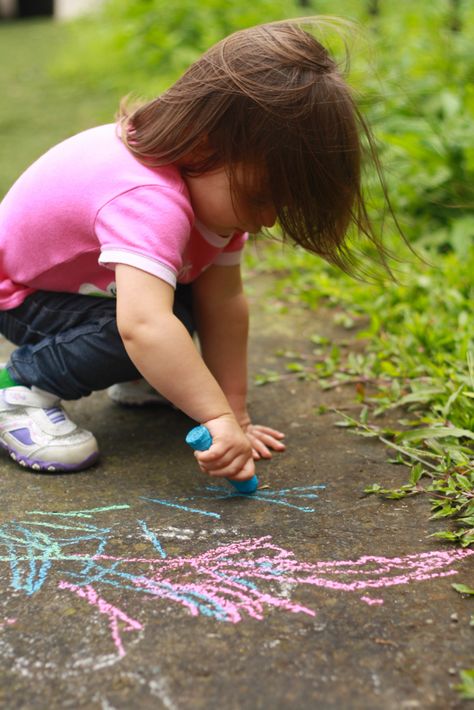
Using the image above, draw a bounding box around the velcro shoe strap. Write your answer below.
[30,407,77,436]
[3,386,60,408]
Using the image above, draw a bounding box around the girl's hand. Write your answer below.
[243,423,286,460]
[195,414,255,481]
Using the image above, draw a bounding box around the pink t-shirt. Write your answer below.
[0,124,247,309]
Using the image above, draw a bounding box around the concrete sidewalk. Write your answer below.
[0,278,471,709]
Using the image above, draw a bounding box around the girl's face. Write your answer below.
[184,166,276,237]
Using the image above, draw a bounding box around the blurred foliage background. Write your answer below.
[0,1,473,553]
[1,0,473,251]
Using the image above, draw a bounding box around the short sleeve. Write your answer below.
[213,231,248,266]
[95,185,193,288]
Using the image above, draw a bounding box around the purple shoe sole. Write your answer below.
[0,442,99,473]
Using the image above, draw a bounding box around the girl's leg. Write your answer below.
[0,286,194,400]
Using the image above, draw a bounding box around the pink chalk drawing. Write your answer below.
[0,617,17,629]
[58,581,143,658]
[78,536,473,626]
[360,596,384,606]
[2,509,473,659]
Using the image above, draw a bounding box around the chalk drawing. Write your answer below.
[141,497,221,519]
[137,520,167,559]
[0,515,472,620]
[141,525,238,542]
[99,698,117,710]
[58,581,143,658]
[142,484,326,519]
[0,618,16,629]
[0,517,112,595]
[148,676,179,710]
[198,484,326,512]
[123,537,474,622]
[96,671,178,710]
[360,596,384,606]
[157,526,195,541]
[26,505,131,518]
[0,506,472,660]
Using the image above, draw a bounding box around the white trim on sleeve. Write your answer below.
[99,249,177,288]
[213,250,243,266]
[194,219,233,247]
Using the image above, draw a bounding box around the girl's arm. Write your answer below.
[192,264,249,425]
[115,263,254,480]
[192,264,285,460]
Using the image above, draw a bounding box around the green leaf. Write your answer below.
[452,583,474,596]
[286,362,304,372]
[430,531,460,541]
[389,388,445,408]
[409,463,423,485]
[254,371,281,386]
[455,669,474,700]
[457,516,474,527]
[364,484,382,494]
[399,427,474,442]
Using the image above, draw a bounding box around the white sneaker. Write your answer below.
[107,379,171,407]
[0,386,99,472]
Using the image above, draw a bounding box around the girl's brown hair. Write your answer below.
[119,19,396,273]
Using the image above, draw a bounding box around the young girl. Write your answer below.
[0,19,387,482]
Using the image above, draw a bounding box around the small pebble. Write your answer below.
[450,612,459,622]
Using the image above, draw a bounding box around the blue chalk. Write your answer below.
[185,425,259,494]
[228,475,259,495]
[185,425,213,452]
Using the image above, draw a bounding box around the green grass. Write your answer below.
[0,19,121,196]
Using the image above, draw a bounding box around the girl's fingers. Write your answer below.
[250,425,285,439]
[197,425,285,472]
[248,437,272,459]
[208,465,253,479]
[264,437,286,450]
[196,452,236,474]
[204,453,255,478]
[247,432,286,458]
[249,431,286,451]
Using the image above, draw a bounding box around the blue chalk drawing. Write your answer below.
[188,484,327,513]
[0,484,326,631]
[0,510,226,620]
[139,485,326,520]
[137,520,167,559]
[141,496,221,519]
[25,505,131,518]
[0,519,111,595]
[0,505,471,640]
